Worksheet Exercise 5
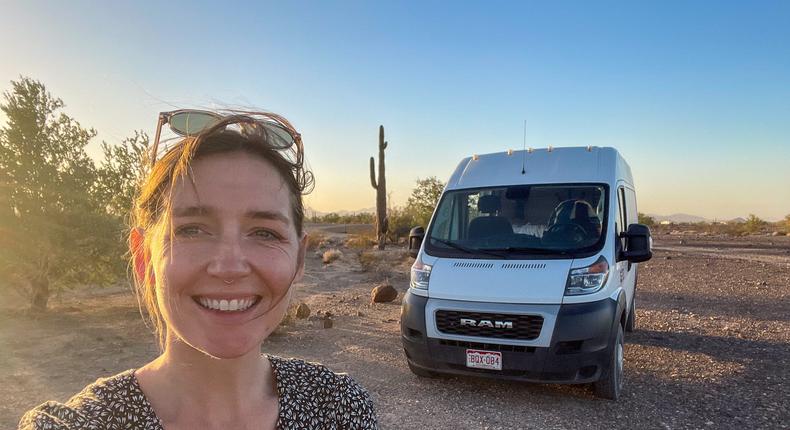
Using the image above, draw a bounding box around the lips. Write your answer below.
[193,295,261,312]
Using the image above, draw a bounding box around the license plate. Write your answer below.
[466,349,502,370]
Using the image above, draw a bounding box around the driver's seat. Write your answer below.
[548,200,599,238]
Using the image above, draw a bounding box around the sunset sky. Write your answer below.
[1,1,788,220]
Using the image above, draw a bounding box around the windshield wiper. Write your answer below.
[430,238,506,259]
[480,246,569,256]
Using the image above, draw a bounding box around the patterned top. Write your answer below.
[18,355,378,430]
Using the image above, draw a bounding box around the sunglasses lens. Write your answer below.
[169,111,222,136]
[264,123,296,149]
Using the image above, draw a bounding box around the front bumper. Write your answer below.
[401,291,618,383]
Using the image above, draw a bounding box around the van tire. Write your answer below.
[408,362,437,378]
[594,323,624,400]
[625,295,636,332]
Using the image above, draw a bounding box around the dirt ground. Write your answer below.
[1,227,788,429]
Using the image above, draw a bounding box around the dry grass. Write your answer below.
[322,248,343,264]
[357,250,379,272]
[306,231,327,250]
[345,233,377,249]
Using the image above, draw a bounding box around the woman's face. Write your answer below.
[151,151,305,359]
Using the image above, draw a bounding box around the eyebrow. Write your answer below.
[172,206,290,224]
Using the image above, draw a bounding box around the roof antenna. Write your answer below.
[521,119,527,175]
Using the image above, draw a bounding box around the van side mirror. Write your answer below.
[621,224,652,263]
[408,226,425,258]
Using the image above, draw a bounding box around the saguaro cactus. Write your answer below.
[369,125,388,250]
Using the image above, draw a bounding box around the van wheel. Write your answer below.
[594,324,624,400]
[625,295,636,332]
[408,362,437,378]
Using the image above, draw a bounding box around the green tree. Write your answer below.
[638,212,656,226]
[96,131,148,218]
[743,214,766,234]
[406,176,446,229]
[0,77,128,311]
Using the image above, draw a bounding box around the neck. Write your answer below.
[135,338,277,426]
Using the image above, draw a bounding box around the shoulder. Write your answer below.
[268,356,378,429]
[18,369,160,430]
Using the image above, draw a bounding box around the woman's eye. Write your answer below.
[252,229,279,240]
[175,225,205,237]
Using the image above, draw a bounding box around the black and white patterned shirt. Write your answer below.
[19,355,378,429]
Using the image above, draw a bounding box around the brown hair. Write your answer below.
[129,112,314,349]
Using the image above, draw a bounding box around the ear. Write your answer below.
[130,227,149,282]
[294,231,308,283]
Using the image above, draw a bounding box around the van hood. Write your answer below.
[427,258,572,304]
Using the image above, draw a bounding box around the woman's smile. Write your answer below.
[193,295,262,312]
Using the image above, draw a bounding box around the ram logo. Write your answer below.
[459,318,514,329]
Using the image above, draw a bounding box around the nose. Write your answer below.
[206,237,252,282]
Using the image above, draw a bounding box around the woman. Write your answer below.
[19,110,378,429]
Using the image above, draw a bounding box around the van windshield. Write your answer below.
[426,184,608,258]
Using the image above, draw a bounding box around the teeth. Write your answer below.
[198,297,256,312]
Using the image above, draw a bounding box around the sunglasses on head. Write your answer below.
[149,109,301,168]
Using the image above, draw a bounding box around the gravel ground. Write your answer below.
[2,232,788,429]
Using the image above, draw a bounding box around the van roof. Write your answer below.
[445,146,633,190]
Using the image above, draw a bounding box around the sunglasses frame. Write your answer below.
[149,109,301,168]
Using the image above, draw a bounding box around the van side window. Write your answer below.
[625,188,638,226]
[617,187,627,253]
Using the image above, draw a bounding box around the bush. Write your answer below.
[345,233,377,249]
[306,231,327,250]
[742,214,766,234]
[322,248,343,264]
[638,212,656,226]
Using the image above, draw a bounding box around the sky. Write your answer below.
[1,0,788,221]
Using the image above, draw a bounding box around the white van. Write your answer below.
[401,146,652,400]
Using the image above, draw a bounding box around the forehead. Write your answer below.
[170,152,292,218]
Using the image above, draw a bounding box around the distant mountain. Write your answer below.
[648,213,709,224]
[305,206,375,217]
[647,213,750,224]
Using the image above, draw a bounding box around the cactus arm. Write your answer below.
[369,156,378,189]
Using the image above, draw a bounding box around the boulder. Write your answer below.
[371,284,398,303]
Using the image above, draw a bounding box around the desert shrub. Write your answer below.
[638,212,656,226]
[742,214,766,234]
[345,233,377,249]
[306,231,327,250]
[322,248,343,264]
[387,206,418,242]
[313,212,374,224]
[358,250,379,272]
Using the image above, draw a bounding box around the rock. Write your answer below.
[770,231,779,236]
[371,284,398,303]
[295,302,311,319]
[665,256,672,260]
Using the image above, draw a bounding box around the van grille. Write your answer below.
[435,310,543,340]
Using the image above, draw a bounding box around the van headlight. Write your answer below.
[410,257,432,290]
[565,256,609,295]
